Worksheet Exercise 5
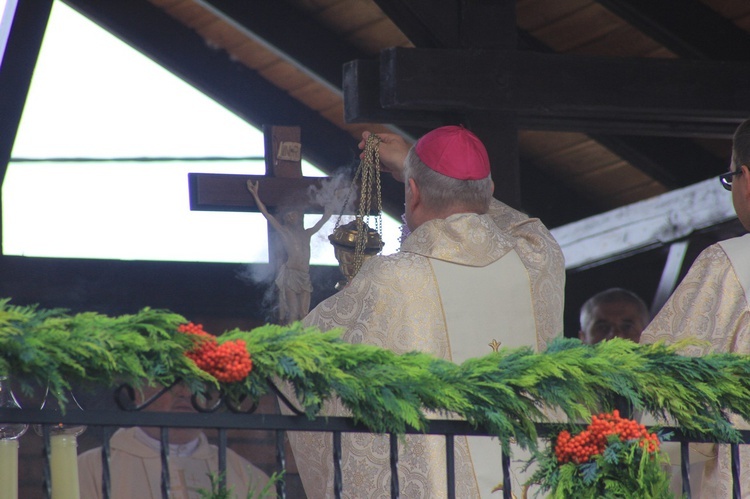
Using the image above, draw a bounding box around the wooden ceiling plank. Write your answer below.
[318,103,347,125]
[348,17,411,53]
[606,180,667,206]
[702,0,750,19]
[315,1,389,36]
[519,131,591,159]
[572,160,653,187]
[572,187,662,211]
[161,1,212,28]
[229,39,280,70]
[196,0,366,88]
[370,0,459,47]
[292,0,348,14]
[735,14,750,31]
[540,142,621,177]
[516,0,593,32]
[591,135,728,188]
[596,0,750,60]
[530,3,623,52]
[599,191,654,208]
[289,83,342,112]
[516,116,738,138]
[645,46,677,58]
[148,0,184,8]
[568,24,670,58]
[257,61,315,93]
[195,18,249,51]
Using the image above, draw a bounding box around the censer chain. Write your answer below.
[354,134,383,274]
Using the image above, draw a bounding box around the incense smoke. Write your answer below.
[236,169,358,321]
[307,169,356,217]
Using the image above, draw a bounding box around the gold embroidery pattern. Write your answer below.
[296,198,566,498]
[641,238,750,498]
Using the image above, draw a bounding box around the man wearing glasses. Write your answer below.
[640,119,750,498]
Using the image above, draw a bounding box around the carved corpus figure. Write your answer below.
[247,180,333,324]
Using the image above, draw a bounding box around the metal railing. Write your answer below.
[1,399,748,499]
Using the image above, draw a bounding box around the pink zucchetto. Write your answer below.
[414,125,490,180]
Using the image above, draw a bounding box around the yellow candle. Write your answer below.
[0,439,19,499]
[50,434,80,499]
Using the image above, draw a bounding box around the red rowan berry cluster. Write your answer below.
[180,322,253,383]
[554,410,660,464]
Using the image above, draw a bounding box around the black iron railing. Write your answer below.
[1,405,748,499]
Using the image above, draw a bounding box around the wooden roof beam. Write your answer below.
[551,177,737,270]
[346,47,750,138]
[373,1,523,207]
[0,0,54,255]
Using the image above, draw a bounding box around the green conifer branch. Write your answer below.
[2,299,750,451]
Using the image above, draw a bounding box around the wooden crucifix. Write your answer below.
[188,125,336,324]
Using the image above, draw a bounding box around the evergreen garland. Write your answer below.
[0,299,211,404]
[2,298,750,452]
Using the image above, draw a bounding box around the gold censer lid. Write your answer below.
[329,218,383,290]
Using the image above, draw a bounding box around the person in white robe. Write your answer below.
[78,383,271,499]
[285,125,565,498]
[640,118,750,498]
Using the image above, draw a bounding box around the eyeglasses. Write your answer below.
[720,169,743,191]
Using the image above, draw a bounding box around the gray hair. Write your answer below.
[404,147,493,213]
[579,287,650,331]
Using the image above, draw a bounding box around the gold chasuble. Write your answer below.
[288,198,565,498]
[641,233,750,498]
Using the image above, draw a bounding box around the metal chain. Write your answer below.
[353,134,383,274]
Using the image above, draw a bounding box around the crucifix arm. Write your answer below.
[306,186,349,235]
[246,180,285,233]
[307,208,333,235]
